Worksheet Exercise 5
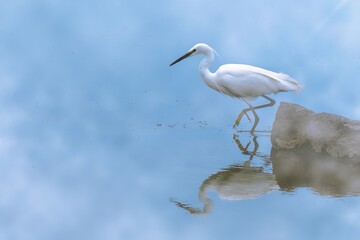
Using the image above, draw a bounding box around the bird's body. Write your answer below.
[170,43,302,132]
[207,64,300,99]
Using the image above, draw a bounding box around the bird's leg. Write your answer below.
[233,95,275,132]
[233,110,249,128]
[244,112,251,121]
[256,95,276,109]
[249,95,275,132]
[249,106,259,133]
[233,99,257,129]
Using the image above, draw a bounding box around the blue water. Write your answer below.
[1,0,360,239]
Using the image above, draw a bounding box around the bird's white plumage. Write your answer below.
[214,64,302,99]
[170,43,303,132]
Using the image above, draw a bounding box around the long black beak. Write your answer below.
[169,49,196,66]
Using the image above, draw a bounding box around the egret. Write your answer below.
[170,43,303,132]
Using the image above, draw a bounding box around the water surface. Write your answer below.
[1,0,360,239]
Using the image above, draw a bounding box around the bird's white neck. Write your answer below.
[199,50,218,91]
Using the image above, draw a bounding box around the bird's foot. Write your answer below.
[234,111,253,129]
[233,119,240,129]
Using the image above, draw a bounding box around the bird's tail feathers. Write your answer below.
[278,73,303,93]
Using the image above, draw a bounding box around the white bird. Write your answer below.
[170,43,303,132]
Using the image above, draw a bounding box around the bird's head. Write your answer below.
[170,43,216,66]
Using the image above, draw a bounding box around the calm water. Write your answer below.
[1,0,360,239]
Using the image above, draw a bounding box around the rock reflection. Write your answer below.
[271,144,360,196]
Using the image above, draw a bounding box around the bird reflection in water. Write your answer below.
[171,133,277,214]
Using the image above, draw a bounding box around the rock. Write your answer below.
[271,102,360,158]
